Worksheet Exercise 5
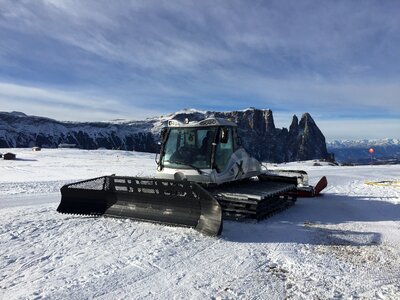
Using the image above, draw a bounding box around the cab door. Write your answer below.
[215,126,234,172]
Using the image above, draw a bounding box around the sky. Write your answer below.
[0,0,399,140]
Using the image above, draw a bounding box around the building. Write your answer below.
[3,153,16,160]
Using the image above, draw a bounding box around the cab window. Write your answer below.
[162,127,217,169]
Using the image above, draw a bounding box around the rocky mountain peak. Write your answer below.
[295,112,328,160]
[289,114,299,135]
[299,112,316,127]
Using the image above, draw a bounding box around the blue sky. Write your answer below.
[0,0,399,140]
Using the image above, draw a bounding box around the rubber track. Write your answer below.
[205,177,297,221]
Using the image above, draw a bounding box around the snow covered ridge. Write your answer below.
[327,139,400,163]
[327,138,400,148]
[0,111,158,152]
[0,108,330,162]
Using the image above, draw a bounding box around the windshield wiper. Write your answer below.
[168,160,206,175]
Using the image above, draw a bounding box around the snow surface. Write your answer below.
[1,149,400,299]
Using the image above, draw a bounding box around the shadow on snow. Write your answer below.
[14,158,38,162]
[221,193,400,245]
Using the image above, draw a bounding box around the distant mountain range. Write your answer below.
[0,108,330,163]
[327,139,400,164]
[2,109,398,164]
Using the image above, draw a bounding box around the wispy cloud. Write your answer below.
[0,82,163,121]
[0,0,399,138]
[2,0,399,74]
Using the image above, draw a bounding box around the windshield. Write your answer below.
[162,127,217,169]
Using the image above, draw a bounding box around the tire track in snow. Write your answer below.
[42,232,220,299]
[212,244,289,300]
[41,232,288,300]
[97,236,223,299]
[0,180,72,196]
[4,212,221,300]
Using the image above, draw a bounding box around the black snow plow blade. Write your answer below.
[57,176,222,236]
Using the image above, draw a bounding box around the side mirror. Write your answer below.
[220,128,229,144]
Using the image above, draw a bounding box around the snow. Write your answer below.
[1,149,400,299]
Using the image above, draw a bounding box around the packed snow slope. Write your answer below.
[1,149,400,300]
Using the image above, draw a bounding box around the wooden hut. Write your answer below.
[3,152,16,160]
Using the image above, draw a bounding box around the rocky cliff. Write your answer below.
[0,108,330,162]
[212,109,329,162]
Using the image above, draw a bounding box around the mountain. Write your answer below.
[214,110,329,162]
[0,108,330,163]
[0,111,158,152]
[327,139,400,164]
